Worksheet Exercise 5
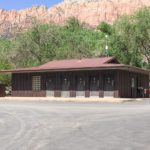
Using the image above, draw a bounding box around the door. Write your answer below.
[61,75,70,97]
[46,77,55,97]
[90,75,99,97]
[76,76,85,97]
[104,74,115,97]
[131,77,137,98]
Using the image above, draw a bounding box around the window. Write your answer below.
[32,76,41,91]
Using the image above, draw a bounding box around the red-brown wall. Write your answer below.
[0,84,5,97]
[116,70,149,98]
[11,70,149,98]
[12,73,46,97]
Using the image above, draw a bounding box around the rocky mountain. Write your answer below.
[0,0,150,37]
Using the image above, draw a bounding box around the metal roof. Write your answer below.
[38,57,117,70]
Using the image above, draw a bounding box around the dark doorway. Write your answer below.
[46,77,55,97]
[90,75,99,97]
[76,75,85,97]
[135,77,144,98]
[103,74,115,97]
[61,75,70,97]
[131,77,138,98]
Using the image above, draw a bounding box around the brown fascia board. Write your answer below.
[1,65,149,75]
[119,65,150,75]
[0,65,122,74]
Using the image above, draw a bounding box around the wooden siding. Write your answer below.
[11,70,149,98]
[116,70,149,98]
[12,73,46,97]
[0,84,5,97]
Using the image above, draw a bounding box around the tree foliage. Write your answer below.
[97,22,112,35]
[11,18,104,68]
[0,39,12,84]
[110,7,150,68]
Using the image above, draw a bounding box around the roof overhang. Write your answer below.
[1,65,149,76]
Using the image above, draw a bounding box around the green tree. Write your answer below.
[12,19,105,67]
[110,7,150,68]
[65,17,82,31]
[12,24,60,67]
[134,7,150,68]
[0,38,12,85]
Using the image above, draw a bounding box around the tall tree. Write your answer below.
[110,7,150,68]
[134,7,150,67]
[11,19,104,67]
[0,38,12,84]
[12,24,60,67]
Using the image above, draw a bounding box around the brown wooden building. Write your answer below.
[1,57,150,98]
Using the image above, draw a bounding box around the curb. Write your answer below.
[0,97,149,103]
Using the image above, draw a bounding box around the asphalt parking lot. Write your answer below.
[0,100,150,150]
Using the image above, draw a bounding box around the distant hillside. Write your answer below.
[0,0,150,37]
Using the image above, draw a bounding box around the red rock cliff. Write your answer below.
[0,0,150,35]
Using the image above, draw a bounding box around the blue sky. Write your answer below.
[0,0,63,10]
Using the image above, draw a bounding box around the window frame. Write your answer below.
[32,76,41,91]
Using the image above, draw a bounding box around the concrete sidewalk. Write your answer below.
[0,97,149,103]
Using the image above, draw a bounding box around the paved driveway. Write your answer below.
[0,100,150,150]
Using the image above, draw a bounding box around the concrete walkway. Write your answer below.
[0,97,149,103]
